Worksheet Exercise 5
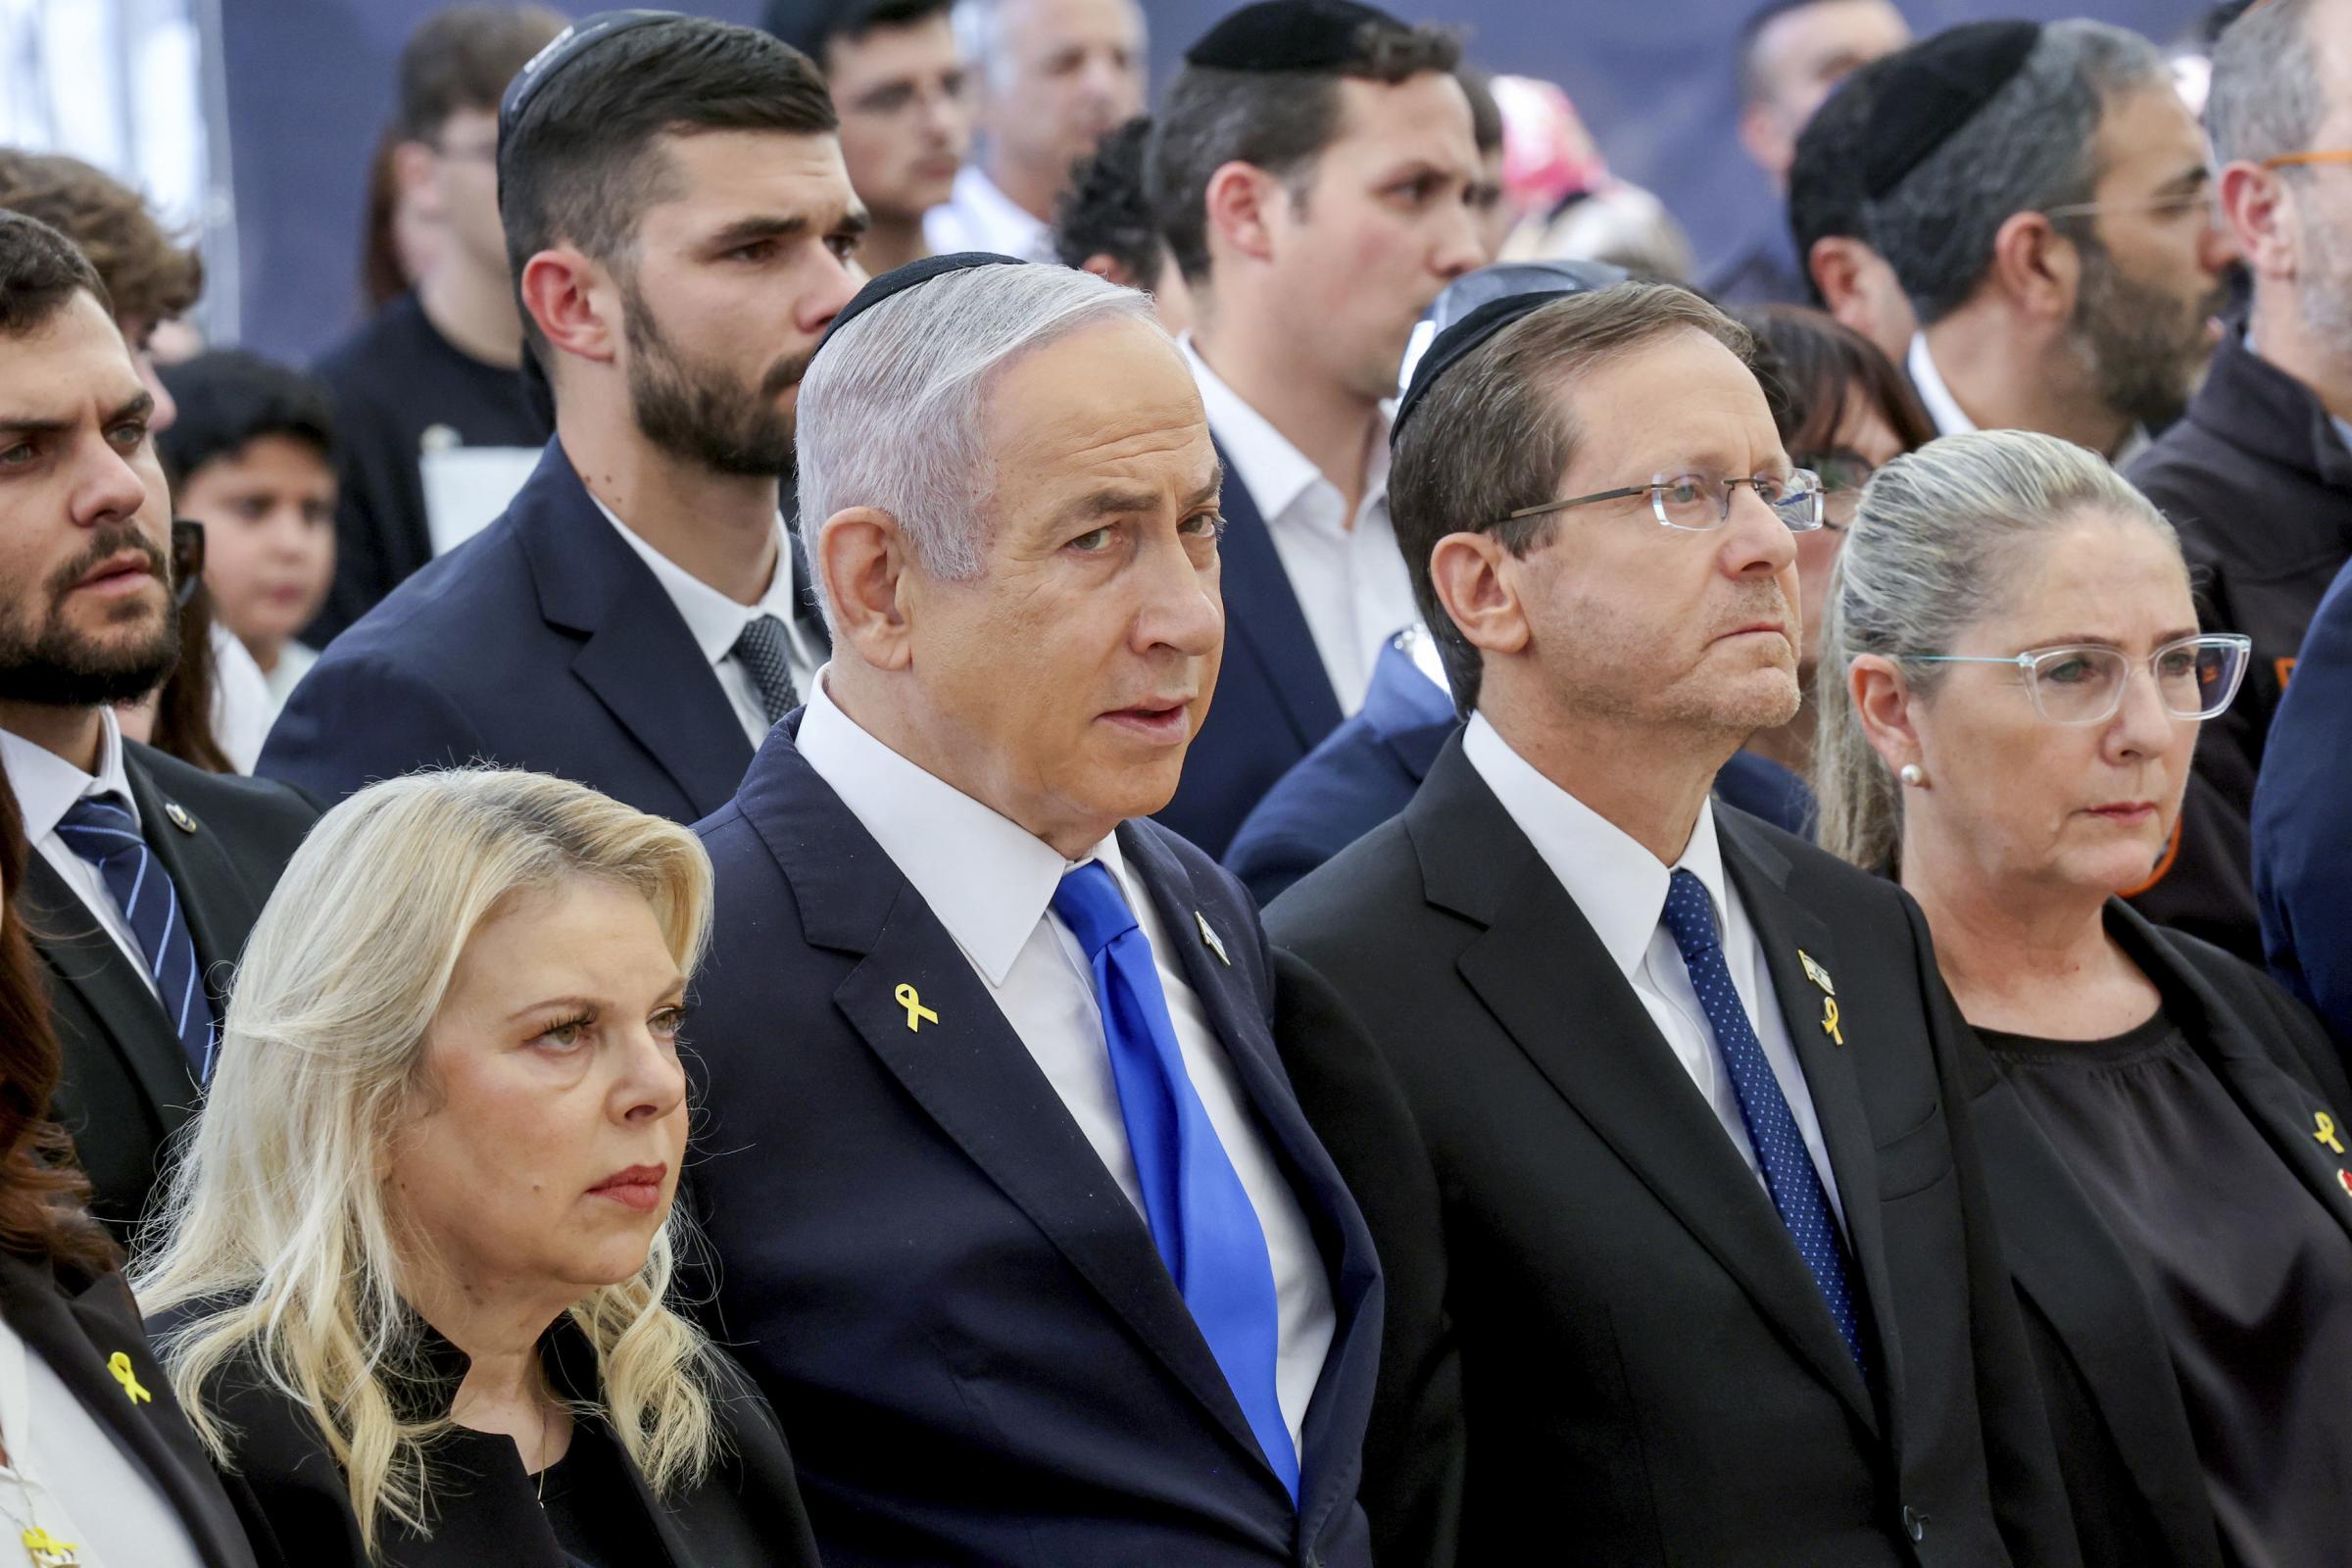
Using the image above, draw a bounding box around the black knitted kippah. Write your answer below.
[1182,0,1403,73]
[1860,20,2043,202]
[812,252,1028,364]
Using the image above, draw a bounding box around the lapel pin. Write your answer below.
[163,801,196,834]
[895,983,939,1033]
[2338,1170,2352,1200]
[107,1350,151,1405]
[1798,950,1835,996]
[1196,911,1230,966]
[1821,996,1844,1047]
[2318,1112,2345,1154]
[19,1526,80,1565]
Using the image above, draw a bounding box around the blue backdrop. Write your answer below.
[223,0,2204,366]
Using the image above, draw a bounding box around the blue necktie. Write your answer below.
[1053,860,1298,1502]
[1659,868,1866,1372]
[55,794,216,1080]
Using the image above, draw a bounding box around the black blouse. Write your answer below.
[536,1418,666,1568]
[1981,1008,2352,1568]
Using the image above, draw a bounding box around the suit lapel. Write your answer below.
[21,854,194,1127]
[1120,824,1381,1532]
[514,442,755,819]
[1410,747,1878,1430]
[741,733,1280,1482]
[121,749,261,1013]
[0,1255,258,1568]
[1210,441,1344,750]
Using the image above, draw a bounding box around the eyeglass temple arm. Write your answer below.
[1499,487,1643,524]
[2264,150,2352,170]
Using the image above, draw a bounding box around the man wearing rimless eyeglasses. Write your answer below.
[2135,0,2352,969]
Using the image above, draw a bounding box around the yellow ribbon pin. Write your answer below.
[1821,997,1844,1047]
[20,1525,80,1565]
[107,1350,151,1404]
[895,984,939,1033]
[2319,1111,2346,1154]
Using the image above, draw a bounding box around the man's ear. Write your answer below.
[818,506,916,673]
[1986,208,2078,326]
[391,140,441,214]
[2219,160,2296,284]
[1738,100,1791,185]
[517,247,618,368]
[1201,161,1285,270]
[1428,531,1531,663]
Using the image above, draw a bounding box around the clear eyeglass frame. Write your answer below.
[1494,467,1826,534]
[1901,633,2254,726]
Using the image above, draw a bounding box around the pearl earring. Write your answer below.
[1899,763,1928,789]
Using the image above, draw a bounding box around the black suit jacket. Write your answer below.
[0,1250,263,1568]
[1156,441,1346,859]
[685,719,1383,1566]
[1265,737,2081,1568]
[23,742,316,1231]
[260,438,829,824]
[149,1303,817,1568]
[1964,900,2352,1568]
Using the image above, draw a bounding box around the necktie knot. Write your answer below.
[1659,867,1722,960]
[58,792,139,848]
[730,613,800,724]
[1052,859,1139,960]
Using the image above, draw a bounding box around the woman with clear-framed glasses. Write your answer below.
[1812,427,2352,1568]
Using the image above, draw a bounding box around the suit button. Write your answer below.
[1901,1505,1927,1543]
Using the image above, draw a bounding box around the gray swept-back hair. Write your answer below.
[793,262,1154,631]
[954,0,1146,94]
[2206,0,2325,170]
[1867,20,2171,325]
[1810,428,2178,871]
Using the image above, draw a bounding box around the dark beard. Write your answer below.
[622,276,808,478]
[0,523,180,708]
[2071,237,2222,433]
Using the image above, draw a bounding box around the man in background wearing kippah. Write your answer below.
[764,0,974,278]
[1785,54,1915,363]
[1707,0,1910,306]
[1144,0,1484,858]
[1864,20,2231,464]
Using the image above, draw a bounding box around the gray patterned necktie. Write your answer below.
[731,613,801,725]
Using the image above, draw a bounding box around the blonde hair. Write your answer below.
[130,768,722,1559]
[1811,428,2178,870]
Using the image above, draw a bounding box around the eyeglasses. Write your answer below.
[2262,149,2352,172]
[1789,451,1876,530]
[1497,467,1826,533]
[1902,633,2252,725]
[2043,190,2213,222]
[171,518,205,609]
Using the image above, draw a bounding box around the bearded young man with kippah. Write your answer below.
[1144,0,1485,858]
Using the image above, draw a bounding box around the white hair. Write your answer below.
[952,0,1146,95]
[793,262,1155,630]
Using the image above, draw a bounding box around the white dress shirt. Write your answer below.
[796,671,1337,1453]
[1463,714,1848,1230]
[1908,331,2150,466]
[1182,339,1418,715]
[0,1314,208,1568]
[0,713,157,996]
[594,499,822,746]
[257,641,319,734]
[206,621,272,775]
[921,165,1055,263]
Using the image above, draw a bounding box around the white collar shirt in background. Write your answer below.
[922,165,1055,263]
[1182,338,1417,715]
[1909,331,2150,466]
[1463,713,1848,1232]
[795,670,1337,1454]
[206,620,271,774]
[594,499,820,746]
[0,711,157,996]
[0,1311,208,1568]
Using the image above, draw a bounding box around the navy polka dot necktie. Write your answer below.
[55,793,216,1081]
[1659,868,1866,1372]
[730,614,801,725]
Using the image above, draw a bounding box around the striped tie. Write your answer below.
[55,794,216,1081]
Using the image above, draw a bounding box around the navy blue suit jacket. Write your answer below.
[2255,551,2352,1052]
[1157,442,1346,858]
[686,719,1384,1566]
[1226,639,1820,906]
[1226,637,1453,907]
[259,439,825,823]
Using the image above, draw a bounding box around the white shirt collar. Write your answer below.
[592,497,802,668]
[941,165,1053,261]
[795,670,1130,986]
[1180,335,1391,526]
[0,709,137,845]
[1460,710,1731,978]
[1907,332,1978,438]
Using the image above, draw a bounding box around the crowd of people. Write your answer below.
[2,0,2351,1563]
